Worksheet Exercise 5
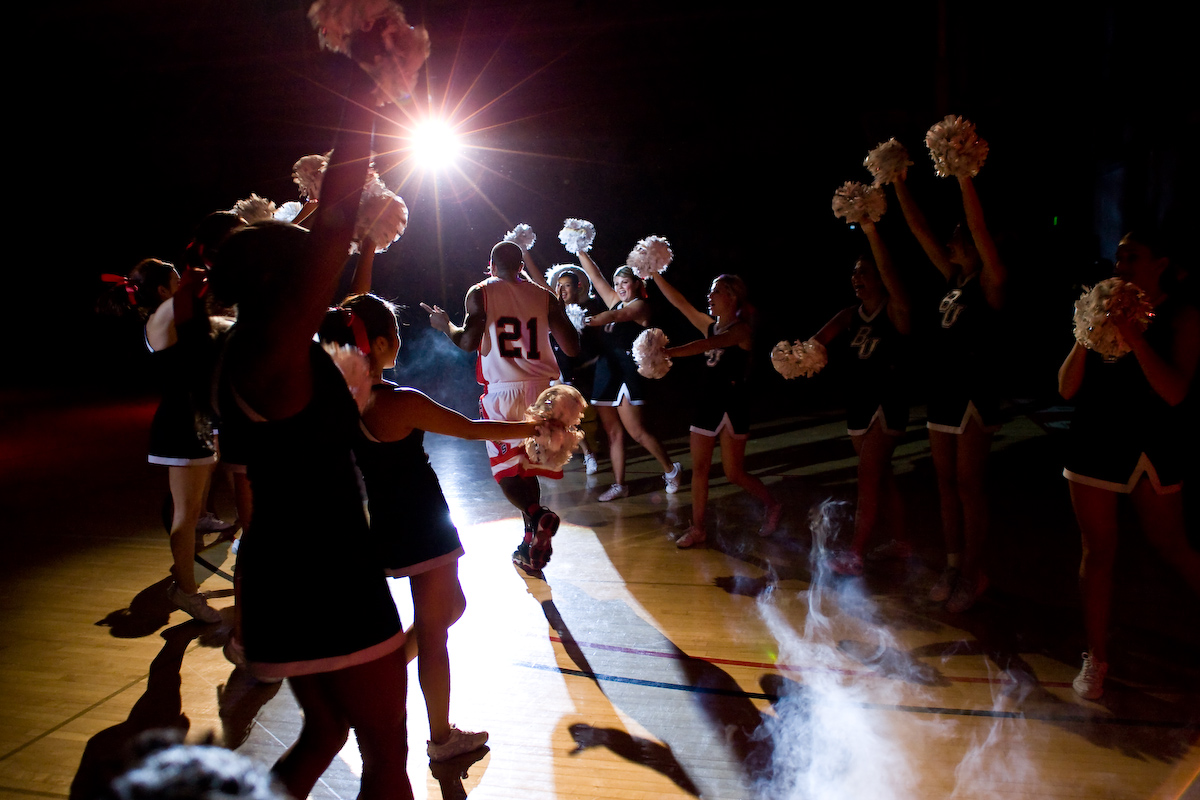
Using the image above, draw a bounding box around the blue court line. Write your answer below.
[516,661,1199,730]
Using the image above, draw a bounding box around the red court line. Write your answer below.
[548,636,1075,689]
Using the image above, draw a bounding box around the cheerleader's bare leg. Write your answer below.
[689,431,717,529]
[615,401,673,473]
[1069,481,1120,663]
[598,405,627,484]
[717,428,774,506]
[1131,480,1200,595]
[278,648,412,800]
[955,417,993,588]
[409,561,468,744]
[274,675,351,797]
[849,425,902,556]
[929,429,963,565]
[168,463,215,594]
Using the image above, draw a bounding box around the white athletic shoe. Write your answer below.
[427,726,489,761]
[598,483,629,502]
[168,582,222,624]
[664,462,683,494]
[1073,652,1108,700]
[584,453,598,475]
[197,512,236,533]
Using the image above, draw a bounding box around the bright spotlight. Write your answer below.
[411,119,460,170]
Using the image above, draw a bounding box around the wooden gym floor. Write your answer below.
[1,390,1198,799]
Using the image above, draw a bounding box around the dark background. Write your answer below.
[16,0,1196,412]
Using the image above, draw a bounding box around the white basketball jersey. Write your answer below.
[475,277,561,386]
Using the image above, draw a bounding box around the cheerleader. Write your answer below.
[319,294,540,760]
[809,220,912,575]
[134,257,223,624]
[1058,230,1200,699]
[208,62,413,799]
[891,170,1006,612]
[651,272,782,547]
[575,250,681,501]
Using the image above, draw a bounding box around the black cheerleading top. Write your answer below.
[353,393,465,577]
[842,302,907,406]
[1064,295,1190,488]
[219,343,403,678]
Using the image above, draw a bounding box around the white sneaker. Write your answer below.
[1073,652,1108,700]
[427,726,489,761]
[197,512,236,533]
[584,453,598,475]
[929,565,959,603]
[598,483,629,502]
[664,462,682,494]
[168,582,222,624]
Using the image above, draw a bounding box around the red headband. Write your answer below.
[101,273,139,306]
[338,307,372,355]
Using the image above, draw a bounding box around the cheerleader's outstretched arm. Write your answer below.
[958,176,1007,309]
[651,272,713,335]
[893,178,955,281]
[861,220,910,335]
[577,251,618,308]
[366,386,541,442]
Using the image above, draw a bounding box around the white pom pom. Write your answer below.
[632,327,672,379]
[565,303,586,333]
[925,115,989,178]
[352,177,409,254]
[831,181,886,225]
[864,138,913,186]
[626,235,673,280]
[1072,277,1154,359]
[558,218,596,254]
[323,343,375,413]
[504,223,536,251]
[233,193,278,225]
[293,153,329,201]
[274,201,304,223]
[771,339,827,379]
[307,0,431,106]
[523,385,587,469]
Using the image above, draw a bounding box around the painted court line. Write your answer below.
[519,661,1198,729]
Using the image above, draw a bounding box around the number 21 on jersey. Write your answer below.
[495,316,542,359]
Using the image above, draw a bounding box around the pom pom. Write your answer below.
[232,193,278,225]
[558,218,596,254]
[565,303,586,333]
[626,235,673,280]
[863,138,913,186]
[503,223,536,251]
[831,181,886,225]
[925,115,989,178]
[274,201,304,223]
[352,175,409,253]
[771,339,827,379]
[293,153,329,201]
[632,327,672,379]
[307,0,431,106]
[523,385,587,469]
[323,343,375,413]
[1072,277,1154,359]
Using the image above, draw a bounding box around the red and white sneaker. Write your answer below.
[529,506,560,569]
